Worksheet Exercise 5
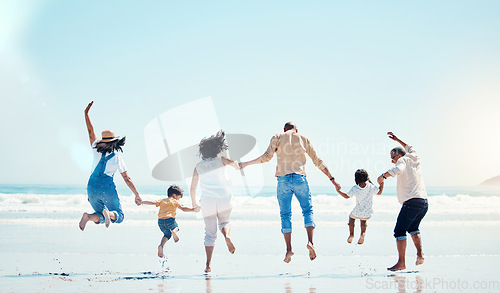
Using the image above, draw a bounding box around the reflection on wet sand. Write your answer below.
[389,275,424,293]
[285,282,316,293]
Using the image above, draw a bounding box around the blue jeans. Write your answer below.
[277,174,315,233]
[87,182,125,224]
[87,153,124,224]
[394,198,428,240]
[158,218,179,239]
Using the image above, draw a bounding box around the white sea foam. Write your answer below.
[1,193,499,215]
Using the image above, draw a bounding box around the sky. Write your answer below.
[0,0,499,188]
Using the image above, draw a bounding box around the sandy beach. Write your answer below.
[1,189,500,293]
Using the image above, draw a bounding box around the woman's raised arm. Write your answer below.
[84,101,96,146]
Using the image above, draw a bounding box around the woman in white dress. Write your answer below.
[190,130,239,273]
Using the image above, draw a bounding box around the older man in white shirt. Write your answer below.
[378,132,429,271]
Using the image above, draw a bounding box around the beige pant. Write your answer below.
[201,196,232,246]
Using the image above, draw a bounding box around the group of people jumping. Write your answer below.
[79,101,429,273]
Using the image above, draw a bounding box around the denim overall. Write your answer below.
[86,153,124,224]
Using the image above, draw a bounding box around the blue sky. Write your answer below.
[1,0,499,187]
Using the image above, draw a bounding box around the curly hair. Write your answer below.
[167,185,184,197]
[199,130,228,160]
[94,137,126,155]
[354,169,369,185]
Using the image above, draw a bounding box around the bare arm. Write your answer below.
[387,132,407,148]
[140,200,158,205]
[190,168,201,209]
[377,171,393,185]
[335,187,349,199]
[320,166,341,190]
[377,181,384,195]
[84,101,97,146]
[221,156,240,170]
[178,205,197,212]
[120,171,141,205]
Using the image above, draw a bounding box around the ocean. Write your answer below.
[2,184,500,292]
[1,184,499,226]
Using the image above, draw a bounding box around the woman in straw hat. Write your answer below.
[79,101,142,231]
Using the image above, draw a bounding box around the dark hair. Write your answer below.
[391,147,406,157]
[284,122,296,132]
[199,130,228,160]
[355,169,369,185]
[167,185,183,197]
[95,137,126,154]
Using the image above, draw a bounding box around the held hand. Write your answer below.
[377,175,385,185]
[331,179,341,190]
[193,204,201,213]
[239,162,246,169]
[85,101,94,114]
[135,195,142,206]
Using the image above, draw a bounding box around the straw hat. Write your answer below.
[100,130,120,142]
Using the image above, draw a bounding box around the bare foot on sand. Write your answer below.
[79,213,89,231]
[158,245,164,258]
[357,234,365,245]
[387,262,406,271]
[225,238,235,254]
[102,209,111,228]
[204,266,211,273]
[307,242,317,261]
[416,255,424,266]
[347,235,354,243]
[171,228,179,243]
[283,251,294,263]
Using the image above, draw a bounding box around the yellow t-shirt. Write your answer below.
[156,197,182,219]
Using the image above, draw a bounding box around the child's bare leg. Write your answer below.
[282,232,294,263]
[205,246,214,273]
[79,212,100,231]
[348,224,355,243]
[358,220,367,244]
[306,226,316,261]
[171,227,180,243]
[221,226,235,254]
[411,233,424,265]
[158,236,169,258]
[388,239,407,271]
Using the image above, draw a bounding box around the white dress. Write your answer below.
[347,182,379,220]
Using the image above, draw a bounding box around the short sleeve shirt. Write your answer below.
[347,182,379,219]
[156,197,182,219]
[91,140,127,177]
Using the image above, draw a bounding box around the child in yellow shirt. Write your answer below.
[141,185,199,258]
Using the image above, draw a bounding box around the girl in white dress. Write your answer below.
[336,169,384,244]
[190,131,240,273]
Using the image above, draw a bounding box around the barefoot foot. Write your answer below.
[79,213,89,231]
[102,209,111,228]
[204,266,211,273]
[158,245,164,258]
[225,237,235,254]
[357,234,365,245]
[387,262,406,271]
[307,242,317,261]
[416,255,424,266]
[347,235,354,243]
[283,251,294,263]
